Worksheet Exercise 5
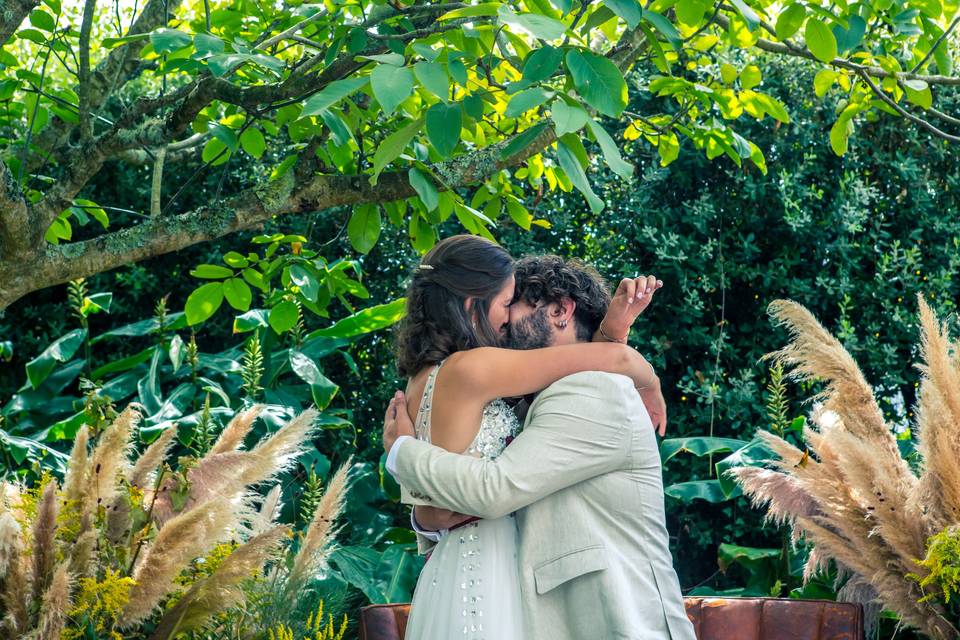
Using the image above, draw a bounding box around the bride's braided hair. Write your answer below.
[395,235,514,378]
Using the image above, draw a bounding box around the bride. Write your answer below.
[393,234,663,639]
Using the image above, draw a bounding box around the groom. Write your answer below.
[382,255,695,640]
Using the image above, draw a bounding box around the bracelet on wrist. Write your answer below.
[599,321,628,343]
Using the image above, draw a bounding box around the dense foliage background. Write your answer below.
[2,55,959,634]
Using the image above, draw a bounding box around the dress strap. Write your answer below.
[413,359,445,443]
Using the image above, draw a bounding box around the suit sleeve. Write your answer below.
[393,373,635,519]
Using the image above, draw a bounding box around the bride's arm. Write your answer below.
[450,342,658,404]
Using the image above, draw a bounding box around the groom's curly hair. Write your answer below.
[513,255,612,342]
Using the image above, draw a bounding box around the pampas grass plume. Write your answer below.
[36,563,71,640]
[209,405,263,455]
[289,456,351,587]
[30,479,59,602]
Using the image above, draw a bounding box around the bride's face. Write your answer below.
[484,274,516,340]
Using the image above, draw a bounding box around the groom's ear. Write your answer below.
[548,297,577,323]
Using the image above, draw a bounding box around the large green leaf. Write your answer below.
[269,300,300,334]
[499,122,549,160]
[557,140,604,213]
[660,436,749,463]
[805,18,838,63]
[408,168,440,212]
[348,204,382,254]
[715,436,778,496]
[150,28,192,53]
[522,46,564,82]
[290,350,339,409]
[586,119,633,180]
[498,6,568,40]
[775,3,806,39]
[505,88,552,118]
[300,77,370,118]
[185,282,224,325]
[371,63,414,116]
[371,118,423,184]
[223,277,252,311]
[664,479,739,503]
[550,100,589,136]
[309,299,406,339]
[604,0,643,28]
[643,10,682,47]
[565,50,628,117]
[425,103,462,157]
[25,329,87,389]
[413,61,449,102]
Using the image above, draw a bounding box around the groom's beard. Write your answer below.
[506,306,552,350]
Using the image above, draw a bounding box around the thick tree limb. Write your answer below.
[0,162,33,260]
[0,0,40,46]
[0,127,556,310]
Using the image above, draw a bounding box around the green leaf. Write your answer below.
[239,127,266,158]
[300,77,370,118]
[201,137,230,165]
[805,18,837,63]
[658,132,680,166]
[223,278,252,311]
[80,292,113,317]
[832,15,865,53]
[425,103,462,157]
[269,300,300,334]
[604,0,643,27]
[676,0,709,25]
[642,10,682,47]
[414,61,449,102]
[360,53,405,66]
[194,32,224,55]
[371,118,423,184]
[29,9,56,31]
[740,64,761,90]
[310,299,407,339]
[150,28,193,53]
[522,46,564,82]
[408,168,440,212]
[557,140,603,213]
[498,6,568,40]
[586,120,633,180]
[190,264,234,279]
[348,204,382,254]
[223,251,249,268]
[289,265,320,302]
[185,282,224,325]
[728,0,760,29]
[664,479,738,503]
[463,93,485,120]
[290,350,339,409]
[550,99,589,136]
[904,82,933,109]
[439,3,503,20]
[715,436,777,497]
[565,50,628,117]
[371,63,414,116]
[830,111,855,156]
[813,69,839,96]
[660,436,749,464]
[233,309,269,333]
[102,33,150,48]
[775,3,806,39]
[500,122,549,160]
[25,329,86,389]
[505,88,552,118]
[412,43,440,61]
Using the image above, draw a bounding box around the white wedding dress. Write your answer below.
[403,362,525,640]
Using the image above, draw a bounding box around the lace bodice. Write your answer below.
[415,361,520,460]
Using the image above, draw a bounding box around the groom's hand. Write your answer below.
[600,275,663,342]
[638,384,668,436]
[383,391,416,453]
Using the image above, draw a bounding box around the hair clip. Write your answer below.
[418,264,435,271]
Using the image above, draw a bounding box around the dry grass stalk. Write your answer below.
[1,516,29,634]
[30,480,59,603]
[289,456,352,588]
[209,404,264,455]
[67,524,96,579]
[152,410,317,523]
[129,426,177,489]
[148,525,289,639]
[733,299,960,639]
[88,404,138,510]
[36,563,71,640]
[122,496,237,626]
[0,512,20,577]
[252,484,283,536]
[61,425,90,508]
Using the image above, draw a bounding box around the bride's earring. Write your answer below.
[558,320,568,329]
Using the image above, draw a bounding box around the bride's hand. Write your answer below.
[596,275,663,343]
[383,391,416,453]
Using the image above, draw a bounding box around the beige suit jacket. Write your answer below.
[395,371,696,640]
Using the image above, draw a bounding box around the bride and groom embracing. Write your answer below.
[381,234,696,640]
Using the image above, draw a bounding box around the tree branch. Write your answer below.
[0,161,33,261]
[0,126,556,309]
[0,0,41,46]
[78,0,98,139]
[857,70,960,143]
[712,14,960,86]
